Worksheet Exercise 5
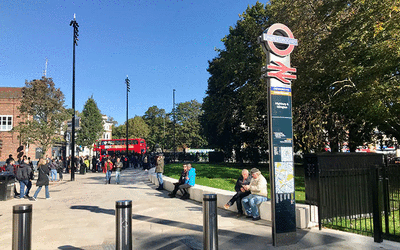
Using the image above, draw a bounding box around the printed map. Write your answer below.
[274,161,294,193]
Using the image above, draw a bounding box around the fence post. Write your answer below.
[116,200,132,250]
[12,204,32,250]
[371,165,383,243]
[203,194,218,250]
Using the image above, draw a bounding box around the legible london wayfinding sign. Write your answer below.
[258,23,298,246]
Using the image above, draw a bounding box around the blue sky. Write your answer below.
[0,0,263,125]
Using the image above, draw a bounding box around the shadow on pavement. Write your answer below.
[70,205,115,215]
[68,204,347,249]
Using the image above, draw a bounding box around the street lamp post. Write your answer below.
[173,89,176,162]
[69,14,79,181]
[126,76,130,157]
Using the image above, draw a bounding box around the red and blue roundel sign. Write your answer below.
[260,23,298,57]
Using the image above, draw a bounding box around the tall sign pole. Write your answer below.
[70,14,79,181]
[259,23,298,246]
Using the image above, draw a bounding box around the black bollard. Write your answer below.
[12,204,32,250]
[203,194,218,250]
[116,200,132,250]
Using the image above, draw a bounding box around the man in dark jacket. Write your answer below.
[168,164,188,198]
[223,169,252,216]
[16,158,33,199]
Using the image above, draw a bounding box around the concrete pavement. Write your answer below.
[0,168,399,249]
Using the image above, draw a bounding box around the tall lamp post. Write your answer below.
[173,89,176,162]
[69,14,79,181]
[125,76,130,157]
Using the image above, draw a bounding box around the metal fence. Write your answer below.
[304,153,400,242]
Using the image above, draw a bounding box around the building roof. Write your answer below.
[0,87,23,99]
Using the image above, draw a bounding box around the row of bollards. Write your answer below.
[12,194,218,250]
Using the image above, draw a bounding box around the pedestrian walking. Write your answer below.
[30,158,50,200]
[114,157,123,184]
[103,158,113,184]
[16,158,32,199]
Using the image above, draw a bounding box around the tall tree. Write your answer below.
[76,97,104,149]
[202,2,270,161]
[268,0,400,152]
[112,116,150,140]
[143,106,170,150]
[13,77,69,155]
[175,100,207,149]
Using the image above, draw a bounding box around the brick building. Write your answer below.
[0,87,51,162]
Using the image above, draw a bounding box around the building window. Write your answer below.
[0,116,13,131]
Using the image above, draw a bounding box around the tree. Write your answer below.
[143,106,170,150]
[202,2,270,162]
[175,100,207,149]
[76,97,104,149]
[112,116,150,139]
[268,0,400,152]
[13,77,69,156]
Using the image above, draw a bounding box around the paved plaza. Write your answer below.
[0,168,399,249]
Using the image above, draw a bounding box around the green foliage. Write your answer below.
[203,0,400,154]
[268,0,400,152]
[175,100,207,149]
[113,116,149,139]
[76,97,104,148]
[143,106,170,150]
[202,2,270,161]
[13,77,69,153]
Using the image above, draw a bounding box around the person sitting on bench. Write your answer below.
[242,168,269,221]
[178,164,196,200]
[168,164,188,198]
[224,169,252,216]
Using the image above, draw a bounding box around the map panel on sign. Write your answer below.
[275,162,295,194]
[280,147,293,162]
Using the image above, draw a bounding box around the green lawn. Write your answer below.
[164,162,306,203]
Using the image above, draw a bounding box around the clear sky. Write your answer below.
[0,0,262,125]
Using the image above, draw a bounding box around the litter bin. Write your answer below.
[0,173,15,201]
[80,165,87,175]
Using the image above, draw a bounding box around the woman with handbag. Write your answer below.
[30,158,50,201]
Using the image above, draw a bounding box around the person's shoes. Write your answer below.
[24,195,31,199]
[180,193,190,200]
[46,197,51,200]
[236,213,244,217]
[29,197,36,201]
[246,215,253,219]
[223,204,230,209]
[15,196,22,199]
[252,216,261,221]
[168,193,175,197]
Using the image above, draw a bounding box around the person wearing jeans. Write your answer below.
[16,159,32,199]
[242,168,269,221]
[114,157,123,184]
[155,154,164,190]
[103,158,113,184]
[30,158,50,201]
[50,159,58,181]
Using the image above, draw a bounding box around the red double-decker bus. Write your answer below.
[93,138,146,160]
